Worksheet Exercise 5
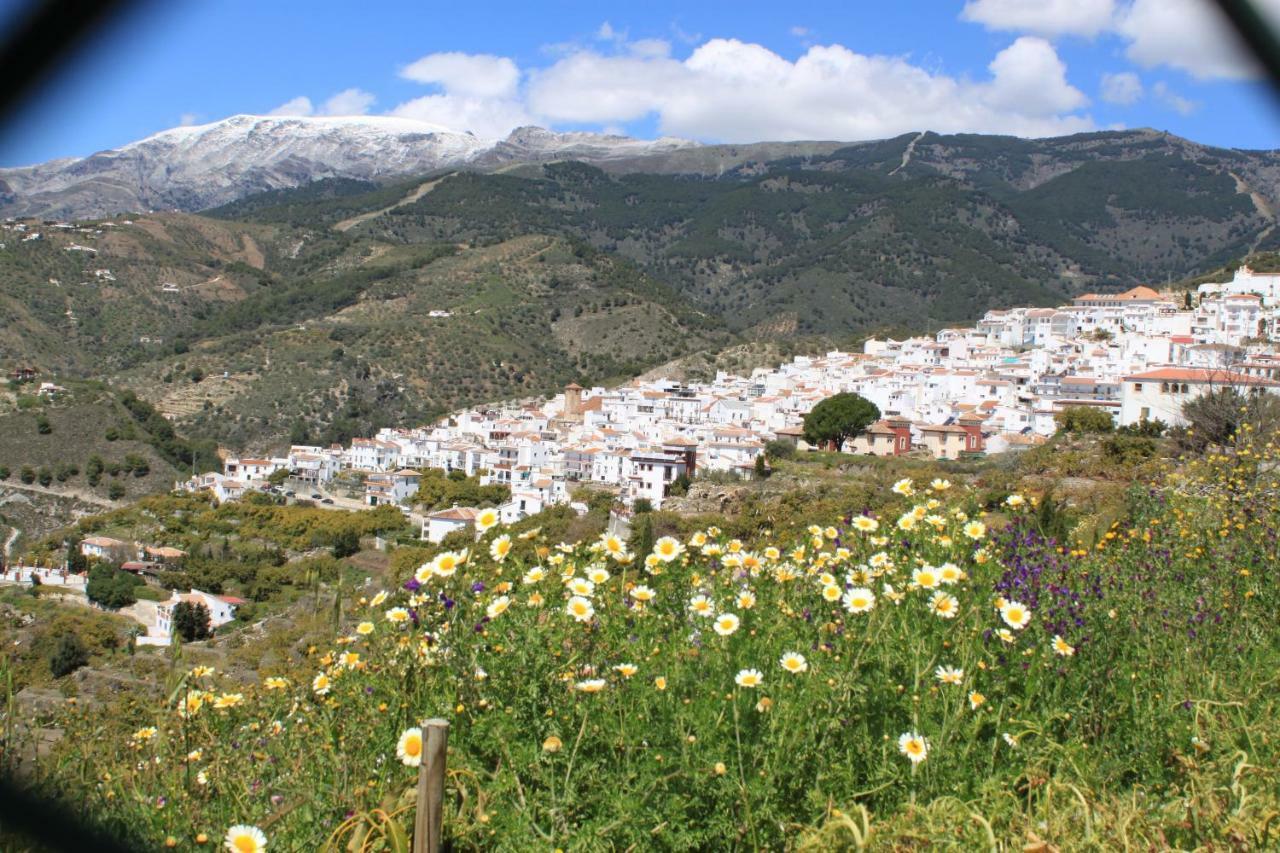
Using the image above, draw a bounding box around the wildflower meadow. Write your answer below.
[16,436,1280,850]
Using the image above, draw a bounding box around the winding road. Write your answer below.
[0,480,117,508]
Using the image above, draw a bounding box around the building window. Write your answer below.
[1134,383,1143,393]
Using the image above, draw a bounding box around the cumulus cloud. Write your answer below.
[962,0,1280,81]
[267,95,314,117]
[321,88,376,116]
[520,36,1092,142]
[1100,71,1143,105]
[401,51,520,97]
[1117,0,1277,80]
[1153,81,1200,115]
[388,94,533,138]
[266,88,377,118]
[961,0,1117,37]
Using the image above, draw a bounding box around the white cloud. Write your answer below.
[320,88,375,116]
[389,95,532,139]
[265,89,376,118]
[1153,81,1200,115]
[523,36,1092,142]
[178,112,199,127]
[267,96,314,117]
[961,0,1280,81]
[984,37,1088,114]
[400,52,521,98]
[1100,71,1143,105]
[960,0,1117,37]
[1117,0,1278,80]
[790,26,811,37]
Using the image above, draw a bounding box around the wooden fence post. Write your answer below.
[413,718,449,853]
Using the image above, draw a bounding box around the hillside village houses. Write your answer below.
[178,269,1280,525]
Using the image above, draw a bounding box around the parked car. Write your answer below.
[284,490,295,497]
[320,497,334,504]
[311,493,322,499]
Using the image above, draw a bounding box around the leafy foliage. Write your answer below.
[172,602,212,642]
[412,469,509,512]
[1055,405,1115,434]
[85,563,141,609]
[802,392,880,449]
[48,633,89,678]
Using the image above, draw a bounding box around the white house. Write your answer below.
[80,536,131,563]
[366,469,421,506]
[422,506,481,543]
[1119,367,1280,426]
[156,589,243,637]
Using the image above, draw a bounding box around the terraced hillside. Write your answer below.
[223,129,1275,337]
[110,234,728,451]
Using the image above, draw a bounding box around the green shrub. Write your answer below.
[49,634,89,678]
[1055,405,1115,434]
[85,564,139,609]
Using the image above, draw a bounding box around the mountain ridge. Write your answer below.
[0,115,701,220]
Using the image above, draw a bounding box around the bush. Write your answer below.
[49,634,89,678]
[107,483,127,501]
[1178,387,1280,452]
[1055,405,1115,434]
[35,415,51,435]
[0,465,9,480]
[85,564,140,609]
[764,439,796,460]
[754,454,770,479]
[329,528,361,559]
[19,466,35,484]
[86,455,104,486]
[1103,434,1159,465]
[36,467,53,487]
[124,454,150,478]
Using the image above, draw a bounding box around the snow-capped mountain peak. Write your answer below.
[0,115,700,219]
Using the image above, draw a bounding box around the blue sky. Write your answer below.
[1,0,1279,166]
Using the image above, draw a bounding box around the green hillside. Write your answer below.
[0,128,1276,454]
[214,128,1275,336]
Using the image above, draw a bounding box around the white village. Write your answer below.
[189,265,1280,537]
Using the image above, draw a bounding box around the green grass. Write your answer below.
[8,436,1278,850]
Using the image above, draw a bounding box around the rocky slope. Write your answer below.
[0,116,699,219]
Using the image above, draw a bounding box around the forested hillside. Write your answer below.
[1,128,1277,453]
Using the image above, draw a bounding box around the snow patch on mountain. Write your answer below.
[0,115,700,220]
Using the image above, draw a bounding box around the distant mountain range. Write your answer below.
[3,120,1280,455]
[0,115,700,219]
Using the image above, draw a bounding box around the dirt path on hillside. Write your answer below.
[333,176,448,233]
[889,131,927,176]
[2,527,18,560]
[1229,170,1276,253]
[0,481,117,508]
